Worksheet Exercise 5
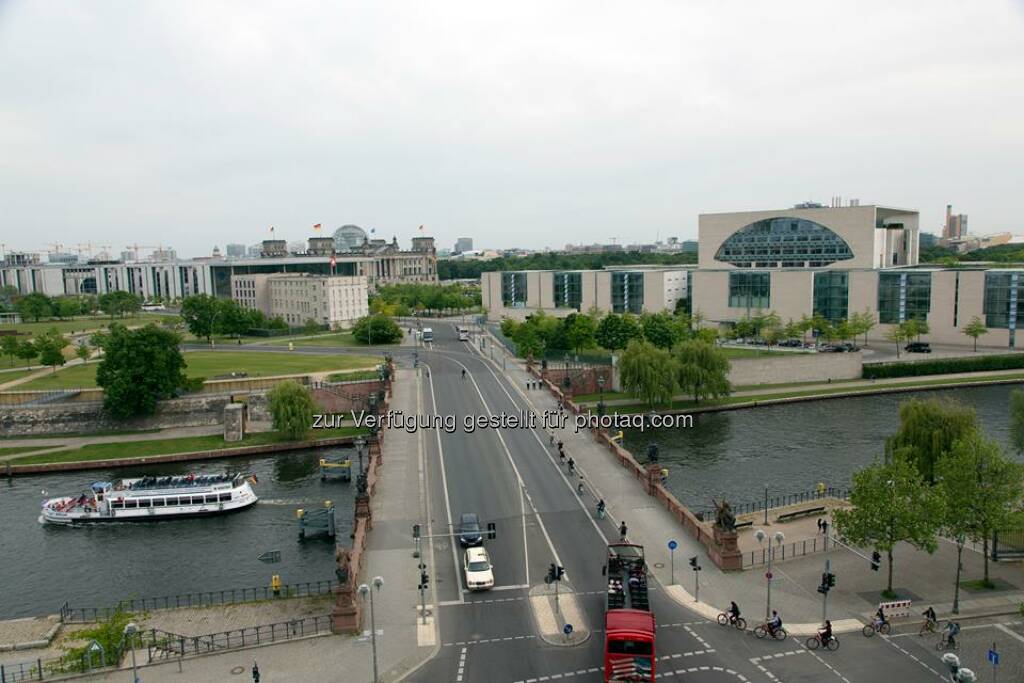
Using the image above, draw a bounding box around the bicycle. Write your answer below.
[754,623,788,640]
[805,633,840,651]
[918,619,938,637]
[717,613,747,631]
[862,620,891,637]
[936,633,961,651]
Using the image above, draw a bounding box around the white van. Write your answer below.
[457,327,469,341]
[422,327,434,342]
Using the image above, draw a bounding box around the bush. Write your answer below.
[352,315,403,344]
[863,353,1024,379]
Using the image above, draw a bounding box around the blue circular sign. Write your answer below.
[563,623,574,635]
[668,540,678,550]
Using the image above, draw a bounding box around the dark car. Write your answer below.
[905,342,932,353]
[458,512,483,546]
[779,339,803,348]
[836,342,860,352]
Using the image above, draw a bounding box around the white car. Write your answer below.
[464,547,494,591]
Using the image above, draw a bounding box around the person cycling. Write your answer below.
[818,620,833,646]
[767,610,783,637]
[874,606,887,629]
[567,457,576,473]
[461,368,467,381]
[944,620,960,649]
[596,499,606,519]
[619,520,628,539]
[920,606,937,635]
[728,601,741,626]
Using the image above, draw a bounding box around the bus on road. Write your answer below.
[457,326,469,341]
[421,327,434,342]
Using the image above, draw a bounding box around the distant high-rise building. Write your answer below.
[247,243,262,258]
[454,237,473,254]
[943,204,968,240]
[226,243,246,258]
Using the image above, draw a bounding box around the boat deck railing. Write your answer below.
[125,475,237,491]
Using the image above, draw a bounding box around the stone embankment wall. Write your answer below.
[727,351,862,385]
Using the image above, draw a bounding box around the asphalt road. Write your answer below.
[402,323,959,683]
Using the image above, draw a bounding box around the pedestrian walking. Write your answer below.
[567,457,575,473]
[619,521,628,540]
[821,519,829,536]
[816,518,823,533]
[252,662,261,683]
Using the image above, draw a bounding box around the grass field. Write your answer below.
[0,428,160,441]
[15,350,380,390]
[0,445,57,457]
[11,426,369,465]
[267,332,362,347]
[327,369,381,382]
[0,314,178,338]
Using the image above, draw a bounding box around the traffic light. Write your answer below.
[487,522,496,540]
[689,556,698,569]
[827,572,836,588]
[412,524,421,539]
[418,571,429,590]
[871,551,881,571]
[546,563,557,584]
[556,566,565,580]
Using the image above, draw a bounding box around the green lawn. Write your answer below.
[12,427,369,465]
[327,369,381,382]
[0,428,160,441]
[0,314,178,338]
[15,351,380,390]
[0,445,57,457]
[574,378,862,404]
[720,347,791,359]
[267,332,362,347]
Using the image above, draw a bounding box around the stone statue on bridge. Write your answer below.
[712,498,736,532]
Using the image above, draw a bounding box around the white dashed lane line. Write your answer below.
[456,646,467,682]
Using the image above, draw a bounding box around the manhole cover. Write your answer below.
[231,666,245,675]
[653,562,665,569]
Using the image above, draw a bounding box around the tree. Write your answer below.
[34,329,66,373]
[641,312,683,349]
[962,316,988,352]
[1011,389,1024,456]
[595,314,627,351]
[267,380,317,440]
[302,318,323,336]
[15,338,36,369]
[55,297,82,320]
[674,340,731,403]
[16,293,52,322]
[351,314,403,345]
[511,322,544,358]
[180,294,220,343]
[562,313,597,355]
[810,314,834,344]
[833,454,944,596]
[618,340,677,408]
[1,335,19,367]
[76,342,91,364]
[889,397,979,485]
[215,299,251,339]
[783,319,803,343]
[98,291,141,319]
[95,324,188,418]
[852,310,876,346]
[938,433,1024,586]
[885,325,906,358]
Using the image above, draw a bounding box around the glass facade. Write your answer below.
[983,272,1022,331]
[715,217,855,268]
[877,272,931,324]
[728,272,770,310]
[812,271,849,322]
[501,272,528,307]
[611,272,644,314]
[553,272,583,310]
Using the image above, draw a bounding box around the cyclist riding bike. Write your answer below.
[873,606,887,630]
[920,606,937,635]
[944,621,960,649]
[567,457,576,473]
[728,601,741,626]
[596,499,606,519]
[461,369,467,381]
[818,620,833,646]
[767,610,783,637]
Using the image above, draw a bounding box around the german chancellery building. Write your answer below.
[482,204,1024,349]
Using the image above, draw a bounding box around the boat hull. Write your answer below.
[41,497,258,525]
[41,482,259,525]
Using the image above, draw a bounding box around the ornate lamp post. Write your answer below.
[355,437,366,476]
[358,577,385,683]
[597,375,605,403]
[123,622,140,683]
[754,529,785,621]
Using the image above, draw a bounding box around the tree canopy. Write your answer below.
[351,314,403,344]
[268,380,317,439]
[95,323,188,418]
[618,340,677,408]
[673,340,730,403]
[888,397,979,484]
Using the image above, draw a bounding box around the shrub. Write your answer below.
[863,353,1024,379]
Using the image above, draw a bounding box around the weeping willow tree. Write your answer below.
[887,397,979,484]
[673,340,731,404]
[618,340,677,409]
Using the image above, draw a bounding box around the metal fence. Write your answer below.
[59,580,335,623]
[742,535,835,568]
[691,487,851,522]
[147,615,333,661]
[992,528,1024,560]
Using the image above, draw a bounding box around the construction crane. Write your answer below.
[124,243,164,261]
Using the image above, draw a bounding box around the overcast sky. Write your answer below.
[1,1,1022,257]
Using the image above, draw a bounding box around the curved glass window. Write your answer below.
[715,218,854,268]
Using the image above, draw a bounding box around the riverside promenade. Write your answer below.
[476,334,1024,636]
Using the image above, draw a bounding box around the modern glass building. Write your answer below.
[553,272,583,310]
[812,271,849,322]
[611,272,644,314]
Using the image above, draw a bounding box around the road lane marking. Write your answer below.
[423,361,465,601]
[881,635,946,679]
[456,645,466,682]
[997,622,1024,644]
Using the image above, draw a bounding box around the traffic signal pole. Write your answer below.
[822,558,830,625]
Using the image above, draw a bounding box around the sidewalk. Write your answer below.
[477,334,1024,635]
[70,368,433,683]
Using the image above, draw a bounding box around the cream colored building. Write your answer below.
[231,273,368,329]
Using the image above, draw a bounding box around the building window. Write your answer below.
[611,272,644,314]
[983,272,1023,331]
[728,272,770,310]
[813,271,849,323]
[878,272,931,325]
[553,272,582,310]
[714,217,855,268]
[501,272,527,307]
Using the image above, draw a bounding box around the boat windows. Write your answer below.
[152,499,165,507]
[112,500,124,509]
[138,499,151,508]
[203,495,216,504]
[219,493,232,502]
[167,497,180,506]
[125,500,138,508]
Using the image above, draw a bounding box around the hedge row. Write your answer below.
[863,353,1024,379]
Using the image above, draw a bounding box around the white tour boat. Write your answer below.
[40,473,258,525]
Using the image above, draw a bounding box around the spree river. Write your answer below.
[625,383,1024,515]
[0,446,356,619]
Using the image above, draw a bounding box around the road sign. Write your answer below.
[563,624,574,635]
[765,571,773,579]
[668,540,678,551]
[988,648,999,665]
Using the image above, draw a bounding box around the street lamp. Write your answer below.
[123,622,140,683]
[598,375,605,404]
[358,576,385,683]
[953,533,966,615]
[754,529,785,621]
[355,437,366,476]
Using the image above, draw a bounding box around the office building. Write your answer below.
[226,243,247,258]
[454,237,473,254]
[943,204,968,241]
[232,273,369,329]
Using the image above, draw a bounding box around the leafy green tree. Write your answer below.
[641,312,683,349]
[75,343,91,364]
[512,322,544,358]
[619,340,677,408]
[1011,389,1024,456]
[180,294,220,343]
[215,299,252,338]
[851,310,876,346]
[783,319,803,342]
[833,454,944,596]
[16,293,52,322]
[15,338,36,368]
[734,317,755,340]
[562,313,597,354]
[98,291,141,319]
[885,324,907,358]
[351,314,403,345]
[595,314,628,351]
[0,285,19,311]
[834,320,853,343]
[55,297,82,320]
[35,329,66,372]
[302,318,323,335]
[696,327,719,344]
[798,314,813,345]
[674,340,731,403]
[95,324,188,418]
[938,432,1024,585]
[962,316,988,352]
[1,335,20,366]
[889,397,979,484]
[267,380,316,440]
[811,314,834,343]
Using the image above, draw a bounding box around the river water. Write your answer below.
[625,383,1024,515]
[0,447,357,619]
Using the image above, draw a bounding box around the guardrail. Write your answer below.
[59,580,335,623]
[147,615,332,661]
[742,535,834,568]
[692,487,851,522]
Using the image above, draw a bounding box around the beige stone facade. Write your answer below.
[231,273,369,329]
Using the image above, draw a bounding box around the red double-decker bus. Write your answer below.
[603,543,656,682]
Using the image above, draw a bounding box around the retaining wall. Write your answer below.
[727,351,862,385]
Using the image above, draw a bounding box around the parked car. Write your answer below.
[779,339,803,348]
[458,512,483,546]
[817,345,840,353]
[464,546,494,590]
[835,342,860,352]
[905,342,932,353]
